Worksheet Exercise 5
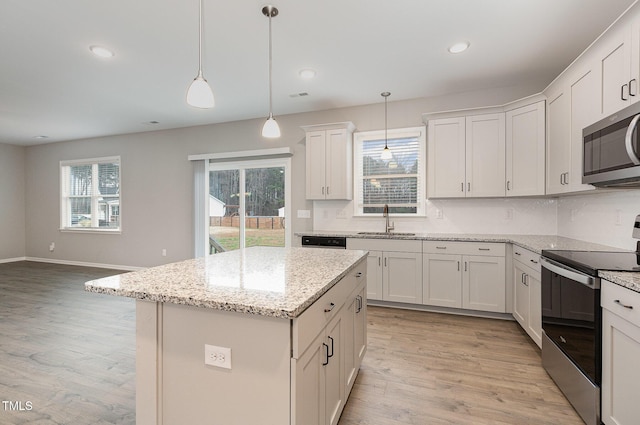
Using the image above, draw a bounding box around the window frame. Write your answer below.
[353,126,426,217]
[59,156,121,233]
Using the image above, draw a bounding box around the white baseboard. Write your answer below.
[0,257,27,264]
[25,257,143,271]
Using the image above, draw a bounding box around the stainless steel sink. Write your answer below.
[357,231,415,236]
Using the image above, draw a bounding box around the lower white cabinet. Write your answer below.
[423,241,506,313]
[512,247,542,347]
[291,262,366,425]
[601,279,640,425]
[347,239,422,303]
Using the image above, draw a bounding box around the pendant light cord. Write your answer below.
[268,9,274,117]
[198,0,203,75]
[384,95,388,148]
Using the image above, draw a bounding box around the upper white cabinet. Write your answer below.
[303,122,355,200]
[598,26,633,116]
[427,113,505,198]
[505,101,546,196]
[544,64,597,195]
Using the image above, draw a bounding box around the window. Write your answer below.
[354,127,426,216]
[60,156,121,232]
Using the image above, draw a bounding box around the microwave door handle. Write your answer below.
[624,114,640,165]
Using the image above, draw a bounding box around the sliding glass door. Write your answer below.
[208,159,289,253]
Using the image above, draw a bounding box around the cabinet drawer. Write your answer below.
[347,238,421,253]
[423,241,505,256]
[512,246,541,271]
[292,261,366,359]
[602,279,640,328]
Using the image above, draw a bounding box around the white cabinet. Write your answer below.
[423,241,506,313]
[512,247,542,348]
[545,66,596,195]
[598,26,634,116]
[347,238,422,304]
[303,122,355,200]
[427,117,466,198]
[427,114,505,198]
[601,279,640,425]
[505,101,546,196]
[291,261,366,425]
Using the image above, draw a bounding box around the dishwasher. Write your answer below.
[301,235,347,249]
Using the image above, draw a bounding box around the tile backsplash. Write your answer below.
[312,189,640,250]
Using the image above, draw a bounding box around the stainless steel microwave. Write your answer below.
[583,102,640,187]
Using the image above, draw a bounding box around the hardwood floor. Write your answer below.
[0,261,135,425]
[0,262,583,424]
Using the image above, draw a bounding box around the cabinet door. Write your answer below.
[513,261,530,328]
[383,251,423,304]
[602,309,640,425]
[325,128,352,200]
[306,131,327,200]
[465,113,506,197]
[423,254,462,308]
[365,251,383,301]
[463,255,506,313]
[324,314,344,425]
[527,271,542,348]
[599,27,632,116]
[568,66,598,193]
[427,117,466,198]
[292,332,326,425]
[505,102,545,197]
[546,87,571,194]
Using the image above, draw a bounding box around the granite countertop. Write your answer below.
[297,231,621,254]
[599,271,640,293]
[85,246,368,319]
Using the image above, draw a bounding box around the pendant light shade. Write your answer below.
[380,92,392,160]
[187,0,214,109]
[262,5,280,138]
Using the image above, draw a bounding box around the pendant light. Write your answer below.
[381,92,392,160]
[261,5,281,138]
[186,0,215,109]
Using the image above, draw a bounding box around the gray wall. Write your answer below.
[0,143,26,260]
[22,86,535,268]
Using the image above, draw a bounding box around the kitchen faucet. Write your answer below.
[383,204,394,233]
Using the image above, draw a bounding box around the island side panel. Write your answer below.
[159,303,291,425]
[136,300,162,425]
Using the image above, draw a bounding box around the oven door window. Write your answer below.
[541,268,600,384]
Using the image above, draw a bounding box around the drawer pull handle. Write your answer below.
[530,259,539,264]
[478,248,490,251]
[355,272,363,278]
[436,246,447,250]
[514,251,521,256]
[614,299,634,310]
[324,302,335,313]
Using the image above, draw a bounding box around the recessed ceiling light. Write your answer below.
[299,69,316,79]
[33,135,48,139]
[89,45,115,58]
[448,42,470,54]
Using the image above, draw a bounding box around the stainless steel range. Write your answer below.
[540,217,640,425]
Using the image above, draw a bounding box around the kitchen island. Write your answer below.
[85,246,368,425]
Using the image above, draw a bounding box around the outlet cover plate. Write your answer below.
[204,344,232,369]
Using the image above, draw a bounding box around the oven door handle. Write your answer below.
[540,257,599,288]
[624,113,640,165]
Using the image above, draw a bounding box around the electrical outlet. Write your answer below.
[204,344,232,369]
[436,209,444,219]
[297,209,311,219]
[615,209,622,226]
[570,209,577,222]
[162,248,167,257]
[49,242,55,252]
[505,208,514,220]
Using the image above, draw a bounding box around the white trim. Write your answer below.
[60,156,121,166]
[188,147,292,161]
[0,257,28,264]
[25,257,142,271]
[59,228,122,234]
[300,121,356,133]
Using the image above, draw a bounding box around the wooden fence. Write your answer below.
[210,216,284,230]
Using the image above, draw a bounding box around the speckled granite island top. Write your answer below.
[85,246,368,319]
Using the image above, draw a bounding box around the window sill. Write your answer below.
[60,228,121,235]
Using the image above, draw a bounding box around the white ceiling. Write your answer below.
[1,0,636,146]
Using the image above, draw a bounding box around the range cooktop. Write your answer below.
[542,250,640,276]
